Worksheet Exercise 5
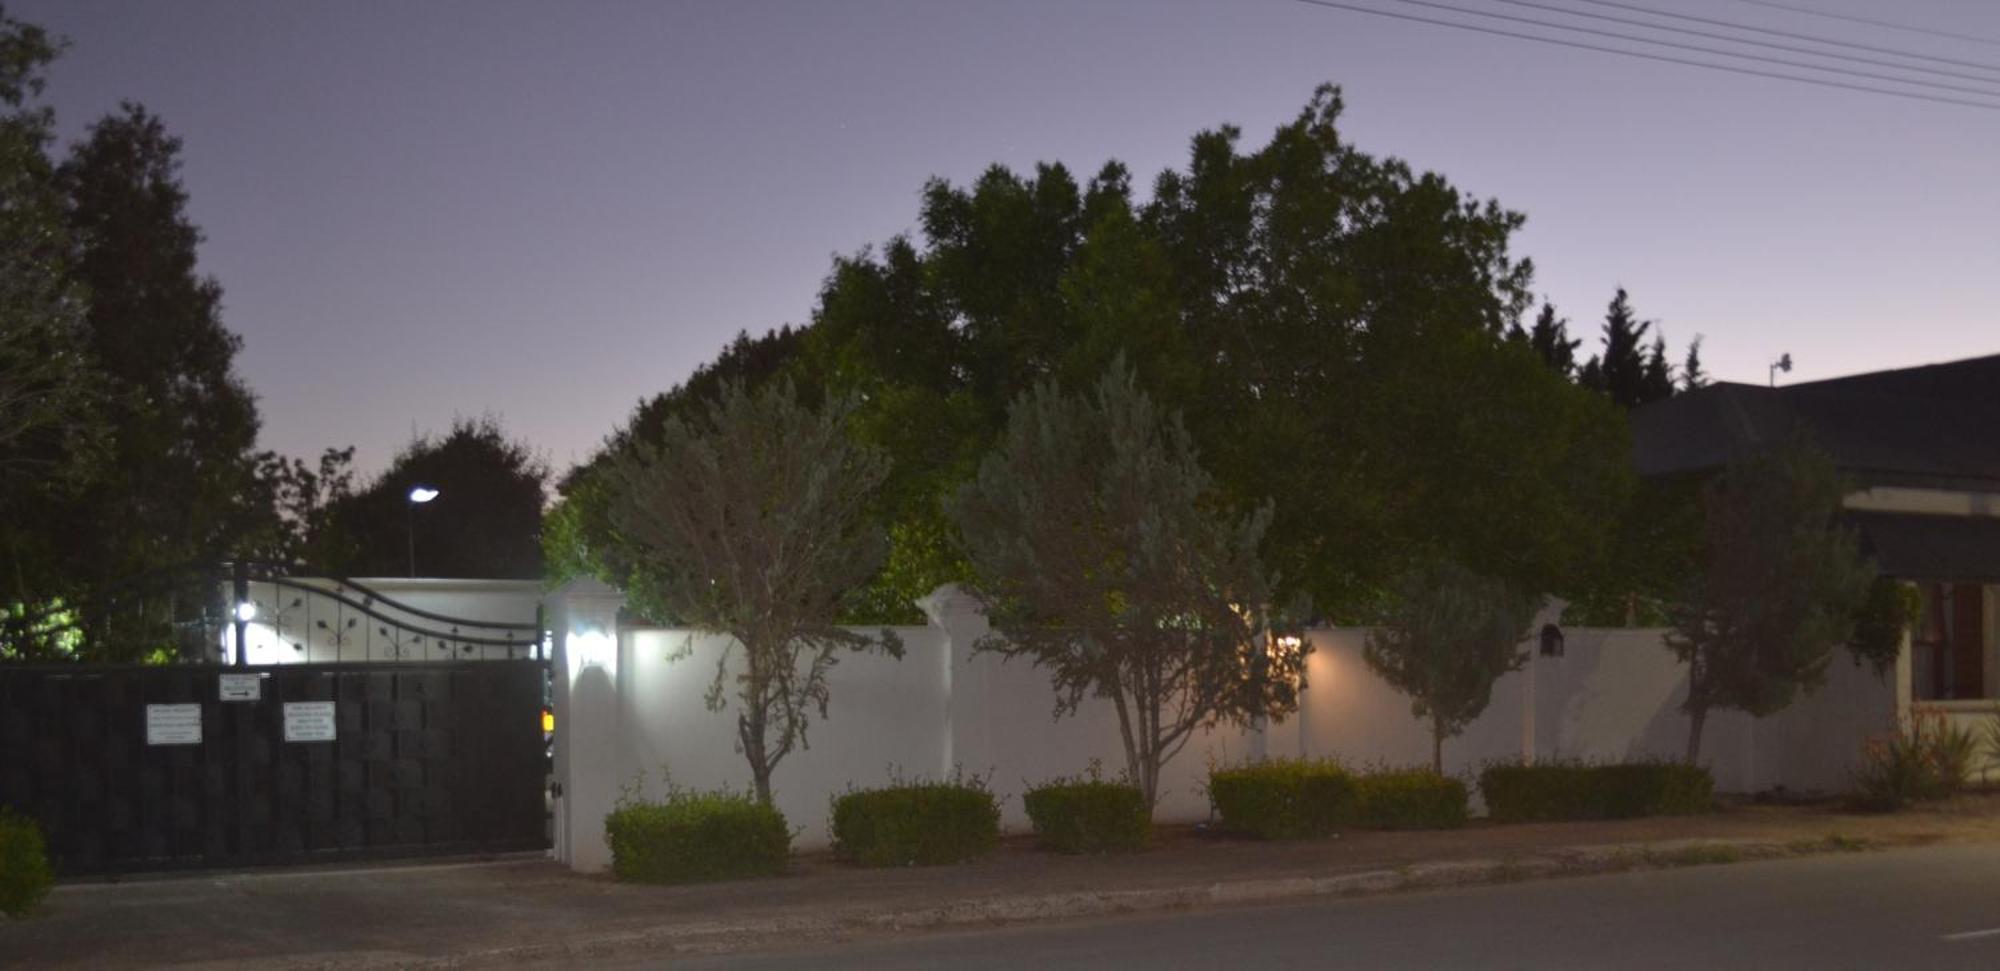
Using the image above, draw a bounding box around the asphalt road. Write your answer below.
[655,843,2000,970]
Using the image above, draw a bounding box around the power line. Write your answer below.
[1729,0,2000,50]
[1353,0,2000,100]
[1292,0,2000,113]
[1490,0,2000,89]
[1566,0,2000,75]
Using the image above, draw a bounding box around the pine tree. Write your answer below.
[1509,302,1579,378]
[1580,288,1673,410]
[1682,336,1709,391]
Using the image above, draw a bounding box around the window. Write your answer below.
[1911,582,1994,701]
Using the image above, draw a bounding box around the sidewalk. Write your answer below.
[14,794,2000,969]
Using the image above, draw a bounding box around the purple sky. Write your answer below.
[16,0,1999,479]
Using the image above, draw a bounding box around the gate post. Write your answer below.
[547,577,626,872]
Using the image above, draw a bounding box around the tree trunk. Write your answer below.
[740,709,774,806]
[1685,703,1708,765]
[1432,715,1445,775]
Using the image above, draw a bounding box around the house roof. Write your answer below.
[1631,354,2000,491]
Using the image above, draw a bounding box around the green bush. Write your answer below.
[1852,711,1982,811]
[0,807,54,918]
[604,787,790,884]
[831,776,1000,866]
[1023,778,1150,854]
[1208,759,1356,840]
[1480,761,1713,822]
[1353,769,1469,829]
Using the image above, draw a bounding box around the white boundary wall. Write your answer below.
[550,582,1895,870]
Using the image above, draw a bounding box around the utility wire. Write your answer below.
[1346,0,2000,100]
[1729,0,2000,49]
[1293,0,2000,113]
[1566,0,2000,75]
[1490,0,2000,89]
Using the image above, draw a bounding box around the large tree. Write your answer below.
[601,380,898,805]
[319,417,545,579]
[1364,559,1538,773]
[1668,441,1876,763]
[949,364,1307,811]
[796,86,1631,621]
[1578,288,1676,410]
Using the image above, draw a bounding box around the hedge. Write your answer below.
[831,778,1000,866]
[1480,761,1714,822]
[1353,769,1469,830]
[604,789,790,884]
[1208,760,1356,840]
[1023,779,1150,854]
[1,807,54,918]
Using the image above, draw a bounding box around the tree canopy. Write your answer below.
[600,380,898,804]
[949,363,1305,810]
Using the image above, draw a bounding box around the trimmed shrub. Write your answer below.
[604,788,790,884]
[1208,759,1356,840]
[1023,779,1150,854]
[0,807,54,918]
[831,777,1000,867]
[1480,761,1714,822]
[1353,769,1469,830]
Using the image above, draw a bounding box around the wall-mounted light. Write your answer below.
[1539,623,1565,658]
[235,601,258,623]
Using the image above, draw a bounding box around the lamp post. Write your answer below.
[407,485,439,577]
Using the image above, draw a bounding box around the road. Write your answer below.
[649,843,2000,969]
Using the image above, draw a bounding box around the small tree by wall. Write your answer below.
[948,363,1307,813]
[602,380,899,806]
[1668,441,1875,764]
[1363,559,1539,773]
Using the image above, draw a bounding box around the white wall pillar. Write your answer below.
[548,577,626,873]
[918,584,987,780]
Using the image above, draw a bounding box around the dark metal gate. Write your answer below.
[1,659,548,876]
[1,564,556,876]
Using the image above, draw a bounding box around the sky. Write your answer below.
[13,0,2000,480]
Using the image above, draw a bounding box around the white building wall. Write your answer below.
[554,584,1897,868]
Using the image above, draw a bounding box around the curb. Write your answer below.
[300,833,1874,968]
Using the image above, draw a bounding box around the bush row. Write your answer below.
[1207,761,1470,838]
[603,757,1718,882]
[1206,758,1714,839]
[1478,761,1713,822]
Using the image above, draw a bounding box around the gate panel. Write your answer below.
[0,660,548,876]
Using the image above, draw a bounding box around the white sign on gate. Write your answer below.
[145,703,202,745]
[283,701,337,742]
[218,673,263,702]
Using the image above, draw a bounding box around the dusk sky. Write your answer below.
[15,0,1999,480]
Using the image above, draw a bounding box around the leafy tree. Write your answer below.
[600,380,898,805]
[0,12,101,491]
[321,417,546,579]
[949,364,1307,811]
[546,326,815,590]
[798,85,1627,621]
[1364,559,1538,773]
[243,446,357,568]
[1668,442,1876,763]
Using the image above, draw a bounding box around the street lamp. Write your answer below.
[407,485,439,577]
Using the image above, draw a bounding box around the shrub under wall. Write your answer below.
[1023,779,1151,854]
[604,789,790,884]
[0,807,54,918]
[1480,761,1714,822]
[1208,760,1357,840]
[831,778,1001,867]
[1353,769,1469,830]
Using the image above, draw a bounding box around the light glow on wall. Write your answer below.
[566,628,617,681]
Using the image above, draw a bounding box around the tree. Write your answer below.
[1667,442,1876,763]
[949,364,1307,811]
[1508,302,1580,378]
[601,380,898,805]
[0,11,102,491]
[321,417,546,579]
[1578,288,1674,410]
[1681,335,1709,391]
[1364,560,1538,773]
